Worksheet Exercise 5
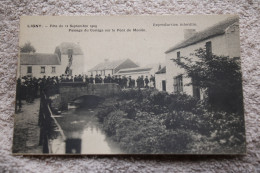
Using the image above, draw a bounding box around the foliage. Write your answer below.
[172,47,243,113]
[167,93,198,112]
[20,42,36,53]
[97,88,245,154]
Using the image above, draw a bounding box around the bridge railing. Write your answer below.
[38,92,66,153]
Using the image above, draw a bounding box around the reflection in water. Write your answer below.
[49,98,123,154]
[81,122,123,154]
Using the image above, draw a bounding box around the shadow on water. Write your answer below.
[49,95,124,154]
[72,95,104,108]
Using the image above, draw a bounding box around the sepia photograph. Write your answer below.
[13,15,246,155]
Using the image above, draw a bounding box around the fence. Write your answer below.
[38,92,66,153]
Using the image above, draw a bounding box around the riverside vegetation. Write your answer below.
[96,48,245,154]
[97,89,245,154]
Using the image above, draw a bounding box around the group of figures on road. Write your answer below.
[15,75,60,112]
[15,74,156,112]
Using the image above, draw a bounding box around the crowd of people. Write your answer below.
[83,74,155,89]
[15,74,156,111]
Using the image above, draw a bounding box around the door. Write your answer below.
[162,80,166,91]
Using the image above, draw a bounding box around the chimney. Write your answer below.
[158,64,162,71]
[184,29,196,39]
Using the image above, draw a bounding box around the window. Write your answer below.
[206,41,212,58]
[192,77,200,100]
[41,66,45,73]
[52,67,55,73]
[27,66,32,74]
[173,75,183,93]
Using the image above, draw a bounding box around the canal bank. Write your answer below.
[13,98,42,154]
[51,97,124,154]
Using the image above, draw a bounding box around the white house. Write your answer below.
[155,66,166,91]
[115,67,153,79]
[54,42,85,76]
[19,42,85,78]
[88,58,139,76]
[165,16,240,99]
[20,53,61,78]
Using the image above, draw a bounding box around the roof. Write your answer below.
[56,42,83,55]
[116,67,152,74]
[89,59,129,71]
[165,16,239,53]
[20,53,61,65]
[155,66,166,74]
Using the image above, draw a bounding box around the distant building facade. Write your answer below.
[115,67,152,79]
[19,42,84,78]
[155,66,166,91]
[88,59,139,76]
[165,17,240,98]
[54,42,85,76]
[20,53,61,78]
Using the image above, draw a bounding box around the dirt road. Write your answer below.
[13,98,42,154]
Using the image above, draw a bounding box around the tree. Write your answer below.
[172,46,243,114]
[20,42,36,53]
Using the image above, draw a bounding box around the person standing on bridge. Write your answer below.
[85,75,89,84]
[104,76,108,83]
[98,74,102,83]
[89,75,94,84]
[145,76,149,88]
[107,74,112,83]
[122,76,127,89]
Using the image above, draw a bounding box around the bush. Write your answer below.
[117,89,143,100]
[147,90,169,106]
[168,93,199,112]
[159,129,194,153]
[96,106,115,123]
[103,110,126,136]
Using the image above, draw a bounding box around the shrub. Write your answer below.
[147,90,169,106]
[96,106,115,123]
[103,110,126,136]
[168,93,199,112]
[117,89,142,100]
[159,129,194,153]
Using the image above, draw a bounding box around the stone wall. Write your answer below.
[58,83,120,109]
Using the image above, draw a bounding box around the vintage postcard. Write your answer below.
[13,15,246,155]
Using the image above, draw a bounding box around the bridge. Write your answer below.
[57,83,121,109]
[39,83,121,154]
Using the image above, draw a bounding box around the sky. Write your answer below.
[19,15,231,72]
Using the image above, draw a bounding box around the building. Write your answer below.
[88,58,139,76]
[155,66,166,91]
[19,53,61,78]
[54,42,85,76]
[115,67,152,79]
[19,42,85,78]
[165,16,240,98]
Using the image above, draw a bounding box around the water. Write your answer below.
[49,100,123,154]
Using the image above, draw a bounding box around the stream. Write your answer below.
[49,96,123,154]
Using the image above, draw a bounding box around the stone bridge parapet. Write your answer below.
[58,83,121,108]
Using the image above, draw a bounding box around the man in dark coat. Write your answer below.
[145,76,149,88]
[85,75,89,84]
[89,75,94,84]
